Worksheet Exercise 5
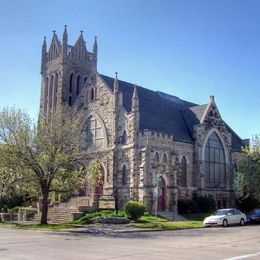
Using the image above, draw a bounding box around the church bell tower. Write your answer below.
[39,26,98,117]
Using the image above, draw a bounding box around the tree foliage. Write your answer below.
[86,159,103,186]
[234,135,260,200]
[0,163,23,211]
[0,107,88,223]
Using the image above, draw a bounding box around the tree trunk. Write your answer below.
[41,187,49,224]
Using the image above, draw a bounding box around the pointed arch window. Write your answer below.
[69,73,74,93]
[122,165,127,185]
[89,87,95,101]
[49,75,54,110]
[84,76,88,84]
[53,73,58,110]
[76,75,81,95]
[68,96,72,106]
[204,132,226,188]
[86,116,104,149]
[44,77,49,113]
[178,156,187,187]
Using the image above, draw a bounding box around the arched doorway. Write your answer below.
[157,176,166,211]
[94,166,105,195]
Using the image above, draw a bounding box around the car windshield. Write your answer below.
[212,210,228,216]
[249,209,260,215]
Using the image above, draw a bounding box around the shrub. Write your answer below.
[9,206,20,213]
[124,201,145,220]
[194,196,215,213]
[178,199,198,214]
[178,196,215,214]
[2,205,8,213]
[0,192,23,210]
[236,196,259,213]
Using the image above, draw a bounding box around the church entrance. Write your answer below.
[157,176,166,211]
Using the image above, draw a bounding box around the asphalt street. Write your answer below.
[0,225,260,259]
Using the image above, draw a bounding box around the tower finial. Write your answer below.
[114,72,119,93]
[42,36,47,52]
[210,95,215,103]
[41,37,47,74]
[52,30,56,35]
[93,36,98,54]
[132,84,139,112]
[80,30,83,35]
[63,25,68,44]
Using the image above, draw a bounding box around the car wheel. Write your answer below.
[240,218,245,226]
[223,219,228,227]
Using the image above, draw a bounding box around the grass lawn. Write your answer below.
[130,214,203,230]
[0,211,205,231]
[0,222,81,230]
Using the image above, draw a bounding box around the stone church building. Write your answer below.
[39,27,246,215]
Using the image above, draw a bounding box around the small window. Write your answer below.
[155,152,160,162]
[68,96,72,106]
[122,165,127,185]
[163,153,167,164]
[122,130,127,144]
[90,87,95,101]
[233,163,238,172]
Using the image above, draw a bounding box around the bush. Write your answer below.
[194,196,215,213]
[178,199,198,214]
[178,196,216,214]
[2,205,8,213]
[124,201,145,220]
[9,206,20,213]
[0,192,23,211]
[236,196,260,213]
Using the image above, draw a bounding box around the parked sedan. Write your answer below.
[247,208,260,224]
[203,208,247,227]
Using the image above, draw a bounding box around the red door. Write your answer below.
[157,177,166,211]
[95,176,104,195]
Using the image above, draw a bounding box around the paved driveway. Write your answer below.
[0,225,260,259]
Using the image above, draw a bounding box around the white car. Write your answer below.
[203,208,247,227]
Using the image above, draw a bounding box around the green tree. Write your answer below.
[234,135,260,200]
[0,165,20,209]
[86,159,103,186]
[0,107,87,224]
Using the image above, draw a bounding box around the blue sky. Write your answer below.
[0,0,259,139]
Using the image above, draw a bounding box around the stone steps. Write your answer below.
[29,196,91,224]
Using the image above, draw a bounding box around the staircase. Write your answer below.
[30,196,91,224]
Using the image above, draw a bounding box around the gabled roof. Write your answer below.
[100,74,195,142]
[99,74,244,149]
